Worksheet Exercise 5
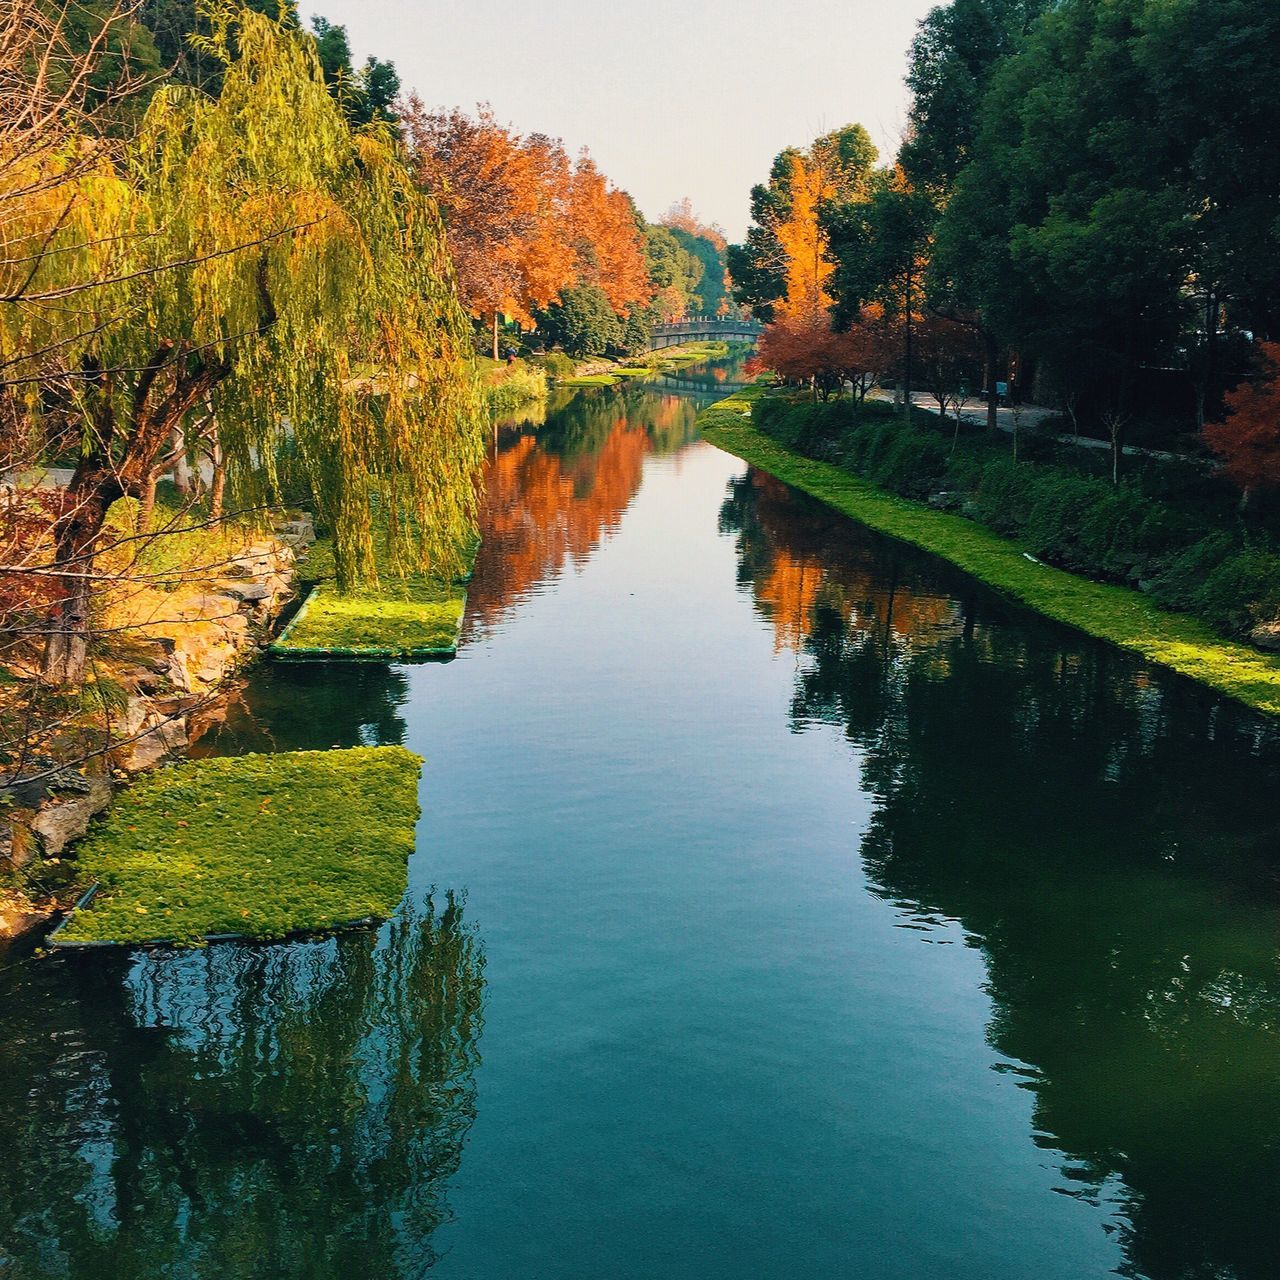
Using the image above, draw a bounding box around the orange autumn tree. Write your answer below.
[404,101,577,358]
[772,153,838,324]
[1206,342,1280,503]
[756,152,896,401]
[568,153,652,318]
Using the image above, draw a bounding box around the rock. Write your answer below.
[0,895,52,947]
[120,718,188,774]
[218,582,272,603]
[30,778,112,857]
[277,518,315,544]
[0,811,38,871]
[1250,621,1280,652]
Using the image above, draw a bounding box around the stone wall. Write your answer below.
[0,521,307,946]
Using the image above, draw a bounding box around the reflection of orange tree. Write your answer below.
[724,471,955,655]
[466,420,650,636]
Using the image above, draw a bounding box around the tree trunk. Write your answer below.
[170,423,192,495]
[209,431,226,520]
[984,330,999,436]
[492,311,500,363]
[136,471,158,533]
[40,473,120,686]
[902,271,914,420]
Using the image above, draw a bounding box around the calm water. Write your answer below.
[3,364,1280,1279]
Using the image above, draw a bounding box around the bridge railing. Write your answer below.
[649,317,763,336]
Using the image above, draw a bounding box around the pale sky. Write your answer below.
[298,0,937,240]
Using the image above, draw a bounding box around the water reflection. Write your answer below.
[0,897,484,1279]
[191,663,411,757]
[724,465,1280,1280]
[466,383,704,639]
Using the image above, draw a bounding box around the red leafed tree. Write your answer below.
[1206,342,1280,501]
[404,101,577,357]
[915,313,985,422]
[758,306,893,404]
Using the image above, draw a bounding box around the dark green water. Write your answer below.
[3,365,1280,1279]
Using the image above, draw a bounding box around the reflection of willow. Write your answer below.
[0,895,484,1279]
[190,663,411,756]
[720,469,958,657]
[726,463,1280,1280]
[466,385,700,639]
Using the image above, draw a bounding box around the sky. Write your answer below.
[298,0,938,241]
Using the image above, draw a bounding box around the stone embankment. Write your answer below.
[0,518,312,947]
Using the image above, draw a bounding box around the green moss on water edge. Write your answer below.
[274,535,475,659]
[699,387,1280,718]
[53,746,422,947]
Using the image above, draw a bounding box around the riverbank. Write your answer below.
[0,507,301,945]
[559,341,731,387]
[699,387,1280,716]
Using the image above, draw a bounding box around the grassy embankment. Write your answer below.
[559,341,731,387]
[478,355,549,413]
[699,386,1280,716]
[270,533,477,660]
[52,746,421,946]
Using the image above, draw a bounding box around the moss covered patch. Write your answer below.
[53,746,421,947]
[700,388,1280,717]
[272,536,475,660]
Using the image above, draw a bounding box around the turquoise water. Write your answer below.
[2,368,1279,1278]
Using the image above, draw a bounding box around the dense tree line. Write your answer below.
[403,100,733,360]
[732,0,1280,480]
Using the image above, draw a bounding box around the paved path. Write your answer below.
[869,389,1193,465]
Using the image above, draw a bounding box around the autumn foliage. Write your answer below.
[757,307,896,401]
[405,103,651,347]
[1205,343,1280,496]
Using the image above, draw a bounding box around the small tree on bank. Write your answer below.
[1205,342,1280,507]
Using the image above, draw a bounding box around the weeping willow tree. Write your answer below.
[1,1,484,684]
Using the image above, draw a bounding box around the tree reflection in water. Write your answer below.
[465,383,703,640]
[191,663,412,757]
[0,895,483,1279]
[723,465,1280,1280]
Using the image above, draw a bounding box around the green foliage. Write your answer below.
[701,389,1280,717]
[482,361,548,414]
[272,532,476,658]
[667,226,728,316]
[10,5,485,594]
[536,284,623,358]
[309,15,400,126]
[1192,551,1280,637]
[54,746,421,945]
[536,351,577,382]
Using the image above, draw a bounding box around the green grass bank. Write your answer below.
[52,746,421,947]
[558,341,730,387]
[699,387,1280,717]
[270,535,476,660]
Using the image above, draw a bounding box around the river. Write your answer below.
[1,358,1278,1280]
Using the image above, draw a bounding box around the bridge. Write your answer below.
[649,317,763,349]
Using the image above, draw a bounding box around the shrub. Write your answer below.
[1146,533,1237,612]
[1191,549,1280,635]
[536,351,577,382]
[486,365,547,413]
